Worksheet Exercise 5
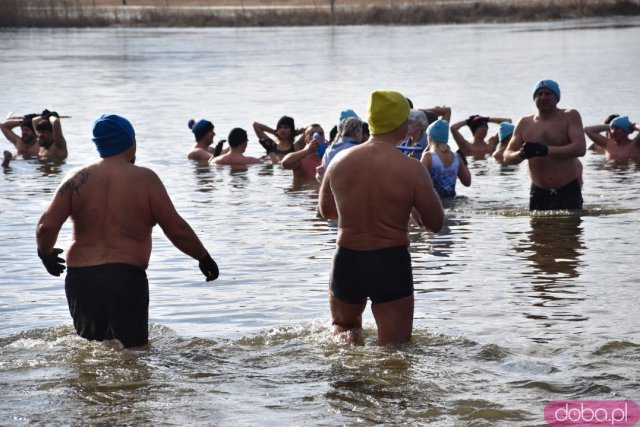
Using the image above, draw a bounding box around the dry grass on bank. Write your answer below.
[1,0,639,27]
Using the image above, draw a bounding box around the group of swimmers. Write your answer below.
[7,79,639,348]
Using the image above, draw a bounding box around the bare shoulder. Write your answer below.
[561,108,582,119]
[57,164,95,196]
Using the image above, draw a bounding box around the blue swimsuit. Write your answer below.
[428,151,460,198]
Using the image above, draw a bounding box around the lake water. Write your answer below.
[1,18,639,426]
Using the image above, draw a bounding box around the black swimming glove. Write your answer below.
[259,138,276,154]
[213,140,225,157]
[519,141,548,159]
[457,149,468,166]
[40,109,52,119]
[38,248,66,276]
[50,111,59,118]
[198,252,219,282]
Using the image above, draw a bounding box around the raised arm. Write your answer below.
[50,116,68,153]
[421,106,451,122]
[0,119,22,147]
[450,119,470,152]
[252,121,275,140]
[583,124,610,148]
[282,140,318,171]
[487,117,511,125]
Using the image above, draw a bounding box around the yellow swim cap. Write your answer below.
[367,90,410,135]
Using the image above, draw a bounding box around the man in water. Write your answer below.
[503,80,586,210]
[36,114,219,348]
[211,127,261,166]
[282,123,327,187]
[318,90,444,346]
[584,115,640,160]
[1,113,39,166]
[32,109,69,161]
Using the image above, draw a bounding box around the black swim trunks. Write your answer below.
[530,179,583,211]
[330,246,414,305]
[65,263,149,348]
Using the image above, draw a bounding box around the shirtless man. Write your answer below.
[282,124,327,187]
[584,116,640,160]
[503,80,586,211]
[1,113,39,166]
[210,127,261,166]
[36,114,219,348]
[187,118,224,162]
[318,90,444,346]
[32,110,68,161]
[451,114,511,158]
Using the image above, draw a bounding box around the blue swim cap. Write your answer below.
[498,122,515,143]
[533,79,561,101]
[339,109,359,123]
[190,119,214,140]
[610,116,632,133]
[92,114,135,158]
[427,119,449,144]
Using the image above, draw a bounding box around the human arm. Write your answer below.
[546,110,586,158]
[457,152,472,187]
[412,163,444,232]
[49,116,68,153]
[583,124,610,148]
[281,140,318,170]
[487,117,511,124]
[149,173,218,280]
[252,121,275,140]
[36,178,73,275]
[421,106,451,121]
[502,118,527,165]
[318,165,338,220]
[449,119,470,152]
[0,119,22,147]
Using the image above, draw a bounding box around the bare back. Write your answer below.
[319,141,442,250]
[61,161,165,268]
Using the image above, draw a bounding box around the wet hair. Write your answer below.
[329,125,338,143]
[188,118,214,141]
[35,119,52,133]
[408,109,428,132]
[20,114,36,131]
[276,116,296,143]
[340,117,363,139]
[228,127,248,148]
[361,122,370,140]
[604,114,619,125]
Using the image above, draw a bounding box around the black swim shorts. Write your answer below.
[529,179,583,211]
[65,263,149,348]
[330,246,414,305]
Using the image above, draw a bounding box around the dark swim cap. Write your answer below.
[92,114,135,158]
[468,116,489,135]
[20,114,36,131]
[189,119,214,141]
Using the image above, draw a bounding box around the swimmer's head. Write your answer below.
[427,119,450,144]
[228,127,248,148]
[498,122,515,144]
[189,119,214,141]
[367,90,410,135]
[339,117,363,141]
[609,116,632,133]
[468,115,489,135]
[533,79,561,102]
[92,114,136,158]
[408,109,428,133]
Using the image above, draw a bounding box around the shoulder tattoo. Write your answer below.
[58,168,91,196]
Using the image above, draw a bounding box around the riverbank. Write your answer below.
[2,0,640,27]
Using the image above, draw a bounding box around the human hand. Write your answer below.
[519,141,548,159]
[198,252,219,282]
[38,248,66,276]
[213,140,225,157]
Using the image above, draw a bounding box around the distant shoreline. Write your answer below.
[2,0,640,27]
